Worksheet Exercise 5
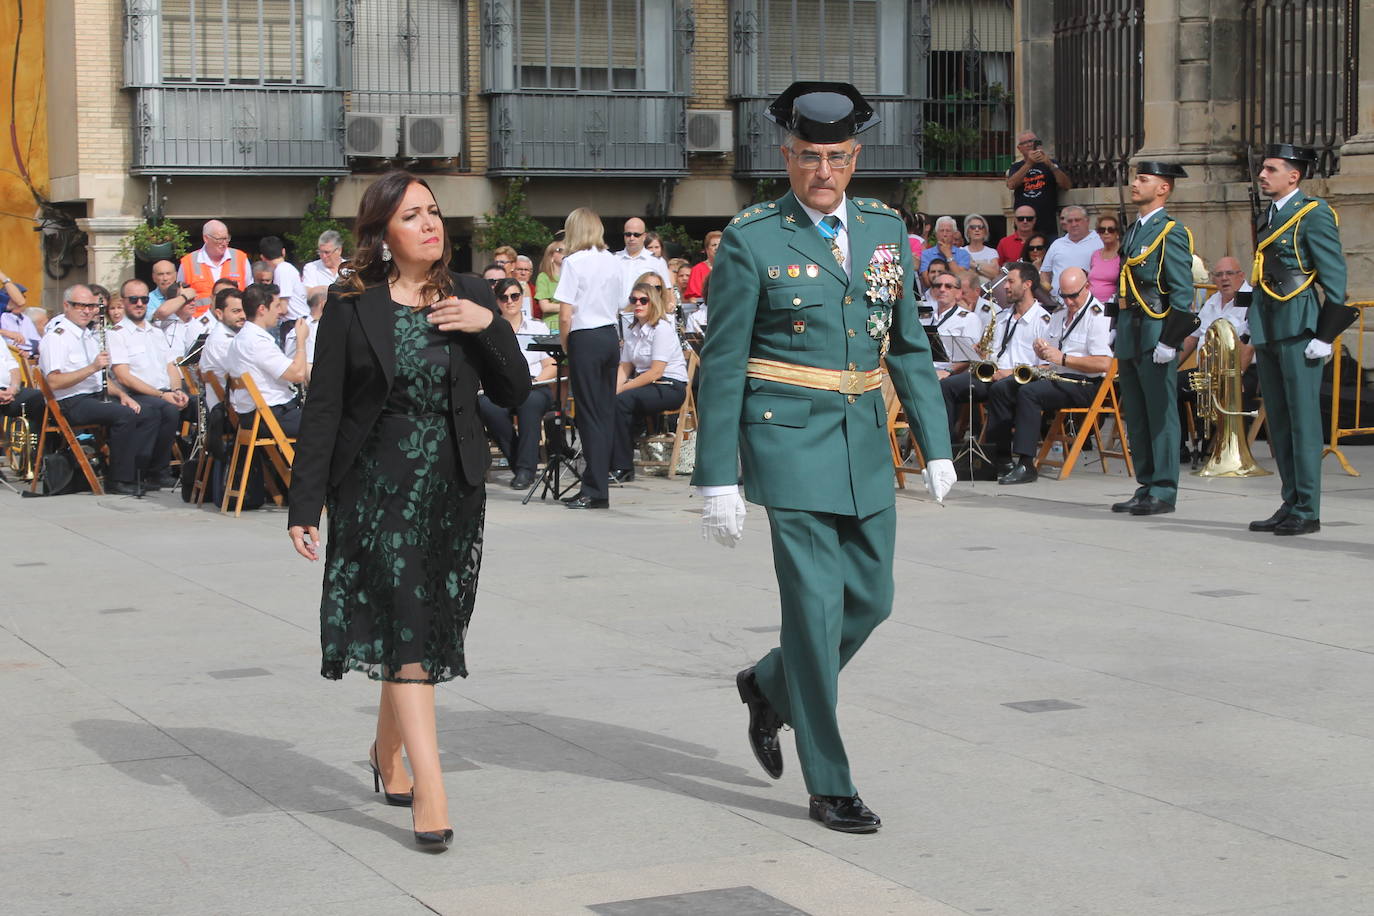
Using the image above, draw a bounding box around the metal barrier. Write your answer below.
[1324,301,1374,476]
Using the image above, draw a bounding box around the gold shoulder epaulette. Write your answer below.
[730,202,779,226]
[1041,313,1052,322]
[1091,303,1103,313]
[53,327,64,335]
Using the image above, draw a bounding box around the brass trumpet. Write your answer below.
[1012,364,1092,385]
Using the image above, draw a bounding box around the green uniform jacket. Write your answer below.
[691,192,951,517]
[1249,192,1346,345]
[1114,209,1196,357]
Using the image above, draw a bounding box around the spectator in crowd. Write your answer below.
[962,213,1000,283]
[1087,213,1123,302]
[225,283,309,436]
[38,284,158,494]
[997,205,1038,265]
[920,256,949,302]
[179,219,250,305]
[88,284,124,327]
[684,229,721,302]
[958,265,999,328]
[1,268,40,355]
[25,307,47,336]
[1022,233,1051,281]
[672,260,692,306]
[534,239,564,330]
[511,255,536,320]
[491,245,517,275]
[919,216,972,272]
[478,277,556,490]
[617,217,674,301]
[0,335,42,421]
[482,263,507,286]
[199,286,245,410]
[285,291,326,383]
[644,231,664,259]
[302,230,345,299]
[899,207,928,260]
[108,278,188,489]
[925,271,983,379]
[609,280,689,483]
[148,258,199,326]
[261,236,309,325]
[663,257,687,312]
[1006,130,1071,236]
[1040,206,1102,298]
[554,207,624,509]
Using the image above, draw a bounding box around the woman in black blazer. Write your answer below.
[288,171,529,850]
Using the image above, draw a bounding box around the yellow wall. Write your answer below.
[0,0,49,307]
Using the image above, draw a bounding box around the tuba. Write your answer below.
[1188,319,1270,477]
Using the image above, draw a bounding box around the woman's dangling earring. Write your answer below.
[381,242,392,262]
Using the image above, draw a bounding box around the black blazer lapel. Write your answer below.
[356,282,396,389]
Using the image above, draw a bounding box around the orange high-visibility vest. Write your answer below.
[180,248,250,309]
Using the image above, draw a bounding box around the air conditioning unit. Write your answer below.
[685,109,733,154]
[403,114,461,159]
[345,113,399,158]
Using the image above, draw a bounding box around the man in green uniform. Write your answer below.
[1113,161,1198,516]
[1247,144,1353,536]
[692,82,956,834]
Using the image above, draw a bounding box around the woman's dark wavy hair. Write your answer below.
[342,170,451,305]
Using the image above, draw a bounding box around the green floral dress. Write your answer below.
[319,303,485,683]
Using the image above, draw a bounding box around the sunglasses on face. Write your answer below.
[1015,215,1037,222]
[124,295,151,304]
[1027,244,1047,251]
[628,296,651,305]
[931,282,957,290]
[1061,284,1088,299]
[1097,226,1119,234]
[624,232,643,238]
[497,293,522,302]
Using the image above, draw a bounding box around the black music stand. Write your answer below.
[944,332,994,478]
[521,335,581,504]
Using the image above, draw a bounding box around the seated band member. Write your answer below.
[0,339,43,421]
[199,287,246,411]
[939,261,1049,447]
[108,278,192,489]
[609,280,689,483]
[1178,256,1257,458]
[957,266,999,329]
[37,284,159,495]
[285,291,326,384]
[924,271,982,379]
[224,283,309,437]
[988,266,1113,484]
[476,278,556,489]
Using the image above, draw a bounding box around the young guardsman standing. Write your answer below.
[1247,144,1353,536]
[1112,161,1198,516]
[691,82,957,833]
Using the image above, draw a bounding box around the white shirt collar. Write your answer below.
[798,196,849,232]
[1136,205,1165,226]
[617,248,654,260]
[196,247,232,268]
[1271,188,1301,213]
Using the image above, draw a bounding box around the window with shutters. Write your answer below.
[740,0,906,97]
[497,0,677,91]
[155,0,322,85]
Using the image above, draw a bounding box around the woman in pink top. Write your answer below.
[1087,214,1122,302]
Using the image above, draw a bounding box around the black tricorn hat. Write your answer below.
[1263,143,1318,164]
[765,81,880,143]
[1135,161,1189,180]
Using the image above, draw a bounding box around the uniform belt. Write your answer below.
[1261,267,1312,298]
[745,357,883,395]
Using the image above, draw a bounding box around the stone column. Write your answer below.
[1337,0,1374,174]
[76,216,143,291]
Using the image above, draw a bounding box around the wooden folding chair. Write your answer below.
[220,374,296,516]
[189,372,234,506]
[880,364,925,489]
[1035,359,1133,480]
[29,371,106,494]
[636,349,699,478]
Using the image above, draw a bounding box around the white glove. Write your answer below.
[700,486,746,548]
[1152,342,1177,364]
[1304,338,1333,360]
[921,458,957,504]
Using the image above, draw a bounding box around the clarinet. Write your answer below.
[95,300,110,401]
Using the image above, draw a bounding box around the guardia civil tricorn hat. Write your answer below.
[1135,161,1189,179]
[765,81,880,143]
[1264,143,1318,177]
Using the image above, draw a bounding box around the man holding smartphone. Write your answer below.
[1006,130,1072,237]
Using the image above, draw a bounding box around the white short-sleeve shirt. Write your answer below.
[554,248,624,333]
[615,249,674,302]
[1041,232,1104,300]
[1192,284,1253,341]
[0,341,20,381]
[1047,297,1113,376]
[108,318,174,391]
[511,316,552,379]
[992,303,1051,371]
[928,305,983,371]
[284,316,320,364]
[301,259,338,291]
[226,321,295,412]
[273,261,309,321]
[38,320,103,399]
[199,322,238,409]
[620,319,688,383]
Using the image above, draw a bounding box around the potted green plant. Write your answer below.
[118,218,192,264]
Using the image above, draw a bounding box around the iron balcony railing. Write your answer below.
[733,97,925,178]
[486,92,688,175]
[130,86,348,176]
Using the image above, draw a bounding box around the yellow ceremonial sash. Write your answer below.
[1250,200,1320,301]
[1119,220,1177,319]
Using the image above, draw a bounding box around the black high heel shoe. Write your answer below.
[369,743,413,807]
[412,808,453,850]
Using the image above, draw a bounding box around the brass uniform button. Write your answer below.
[843,296,853,304]
[763,409,773,420]
[848,362,856,371]
[847,395,856,404]
[792,297,802,306]
[848,329,855,338]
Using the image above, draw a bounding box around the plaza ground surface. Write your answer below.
[2,443,1372,916]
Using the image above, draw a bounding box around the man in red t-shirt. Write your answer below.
[997,205,1039,265]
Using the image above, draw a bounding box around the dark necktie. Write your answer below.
[819,215,845,269]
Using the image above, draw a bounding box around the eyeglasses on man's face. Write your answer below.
[205,235,230,243]
[1060,284,1088,300]
[1015,215,1036,223]
[1213,269,1243,278]
[124,295,151,304]
[67,300,99,309]
[623,232,643,238]
[931,282,957,290]
[787,149,855,170]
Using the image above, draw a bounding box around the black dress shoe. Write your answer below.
[510,470,535,489]
[994,458,1015,478]
[560,490,584,504]
[565,495,609,509]
[1111,494,1144,513]
[809,795,881,833]
[1274,516,1320,536]
[609,468,635,483]
[105,480,142,496]
[1248,506,1292,532]
[998,460,1038,485]
[1129,496,1175,516]
[736,667,784,779]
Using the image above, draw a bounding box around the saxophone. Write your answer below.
[1012,364,1091,385]
[969,310,999,382]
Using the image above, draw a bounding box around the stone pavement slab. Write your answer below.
[1,443,1372,915]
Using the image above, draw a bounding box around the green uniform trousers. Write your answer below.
[1253,338,1324,519]
[753,504,895,798]
[1117,354,1182,504]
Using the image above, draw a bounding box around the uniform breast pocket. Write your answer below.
[767,286,827,352]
